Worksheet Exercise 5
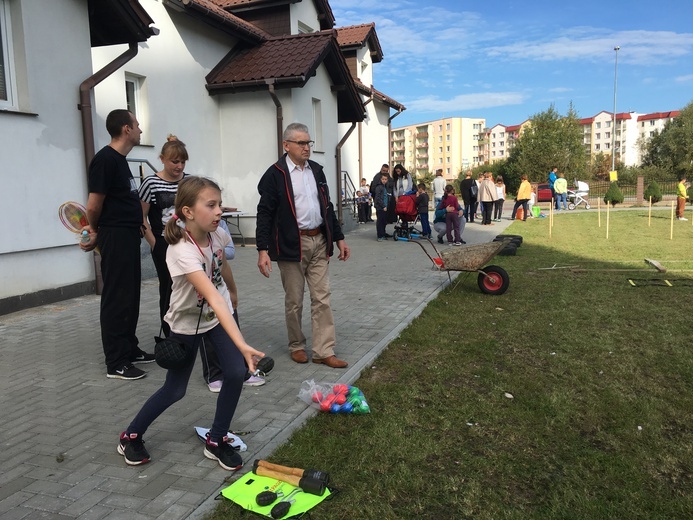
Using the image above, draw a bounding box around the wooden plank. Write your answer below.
[644,258,667,272]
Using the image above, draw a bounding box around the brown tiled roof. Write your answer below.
[206,31,364,122]
[354,80,405,111]
[211,0,335,29]
[166,0,269,42]
[637,111,680,121]
[336,23,383,62]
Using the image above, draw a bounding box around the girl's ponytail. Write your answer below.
[164,214,185,245]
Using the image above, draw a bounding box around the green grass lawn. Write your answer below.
[210,210,693,520]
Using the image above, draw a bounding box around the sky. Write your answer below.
[329,0,693,129]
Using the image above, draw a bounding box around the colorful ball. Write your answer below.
[319,401,331,412]
[324,394,336,405]
[340,402,353,413]
[335,394,346,405]
[332,384,348,395]
[311,391,323,403]
[330,403,341,413]
[347,387,361,398]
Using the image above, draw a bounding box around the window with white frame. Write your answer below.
[125,73,149,141]
[0,0,17,109]
[312,98,323,151]
[594,144,600,151]
[596,122,601,129]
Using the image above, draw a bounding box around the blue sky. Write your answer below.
[330,0,693,128]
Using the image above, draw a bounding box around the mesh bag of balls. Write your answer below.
[298,379,371,414]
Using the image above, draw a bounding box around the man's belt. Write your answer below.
[300,228,321,237]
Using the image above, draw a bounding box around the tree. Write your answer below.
[642,100,693,179]
[504,103,589,185]
[603,182,624,206]
[643,181,662,204]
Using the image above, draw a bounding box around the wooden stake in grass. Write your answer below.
[648,196,652,227]
[670,201,675,240]
[598,197,601,228]
[606,200,610,239]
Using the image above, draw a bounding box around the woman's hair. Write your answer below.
[445,184,455,195]
[521,174,528,181]
[393,164,408,181]
[164,176,221,245]
[496,175,504,183]
[160,134,189,161]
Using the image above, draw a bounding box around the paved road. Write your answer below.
[0,217,511,520]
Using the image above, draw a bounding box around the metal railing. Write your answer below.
[341,170,358,221]
[127,158,157,185]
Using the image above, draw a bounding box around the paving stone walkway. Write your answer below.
[0,218,511,520]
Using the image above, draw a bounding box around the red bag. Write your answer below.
[395,194,417,218]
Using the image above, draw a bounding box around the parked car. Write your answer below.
[536,183,553,202]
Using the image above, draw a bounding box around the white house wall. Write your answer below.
[291,0,320,33]
[91,1,237,181]
[0,0,95,300]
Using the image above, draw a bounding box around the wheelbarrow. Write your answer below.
[411,238,511,295]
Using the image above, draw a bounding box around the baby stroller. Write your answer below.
[393,191,421,241]
[567,180,591,210]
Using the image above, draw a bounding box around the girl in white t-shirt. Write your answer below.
[118,176,264,471]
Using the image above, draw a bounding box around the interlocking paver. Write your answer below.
[0,221,511,518]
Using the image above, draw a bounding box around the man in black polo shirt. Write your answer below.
[81,109,154,380]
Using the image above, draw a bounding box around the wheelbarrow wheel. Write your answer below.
[478,265,510,295]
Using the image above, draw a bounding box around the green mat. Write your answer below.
[221,472,332,518]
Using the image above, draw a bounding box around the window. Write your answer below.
[605,143,610,150]
[446,134,450,141]
[596,122,601,129]
[446,146,450,152]
[124,73,150,138]
[438,147,442,153]
[595,133,600,140]
[500,141,504,147]
[594,144,600,151]
[0,0,16,109]
[605,121,611,128]
[298,21,315,33]
[438,124,442,131]
[446,157,450,163]
[312,98,323,151]
[439,158,443,164]
[649,120,655,126]
[446,123,450,130]
[500,132,505,138]
[649,131,655,137]
[605,132,611,139]
[438,136,442,142]
[499,150,504,156]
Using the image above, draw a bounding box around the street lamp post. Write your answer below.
[611,46,620,172]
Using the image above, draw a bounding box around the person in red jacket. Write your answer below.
[256,123,350,368]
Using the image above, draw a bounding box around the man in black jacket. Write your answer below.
[256,123,350,368]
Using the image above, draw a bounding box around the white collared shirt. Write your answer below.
[286,156,323,230]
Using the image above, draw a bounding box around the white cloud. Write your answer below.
[549,87,573,93]
[404,92,527,113]
[675,74,693,83]
[486,29,693,64]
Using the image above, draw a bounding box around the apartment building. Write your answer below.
[391,117,486,181]
[636,111,680,164]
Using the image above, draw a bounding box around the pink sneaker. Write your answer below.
[243,375,266,387]
[208,380,222,393]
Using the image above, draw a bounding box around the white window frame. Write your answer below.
[311,98,323,152]
[0,0,17,109]
[125,72,149,144]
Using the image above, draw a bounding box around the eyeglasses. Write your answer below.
[285,140,314,148]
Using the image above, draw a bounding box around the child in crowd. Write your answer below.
[118,176,264,471]
[356,190,370,223]
[527,185,537,218]
[374,174,390,241]
[494,175,506,222]
[360,178,373,221]
[441,185,462,245]
[415,183,432,238]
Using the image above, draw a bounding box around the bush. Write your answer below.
[643,181,663,204]
[603,182,624,206]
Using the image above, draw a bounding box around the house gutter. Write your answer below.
[267,80,283,159]
[78,42,139,172]
[335,123,357,224]
[78,42,139,295]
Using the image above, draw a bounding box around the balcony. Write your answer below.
[415,132,429,138]
[416,142,428,149]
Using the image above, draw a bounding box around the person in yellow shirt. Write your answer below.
[553,172,568,211]
[510,174,532,221]
[676,175,689,221]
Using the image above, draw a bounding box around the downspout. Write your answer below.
[267,80,283,159]
[78,42,139,295]
[335,123,357,225]
[78,42,139,172]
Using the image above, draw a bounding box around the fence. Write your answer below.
[587,180,679,202]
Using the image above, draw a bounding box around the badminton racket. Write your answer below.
[58,201,91,243]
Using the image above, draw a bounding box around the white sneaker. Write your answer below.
[243,375,266,387]
[677,217,688,221]
[208,380,222,393]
